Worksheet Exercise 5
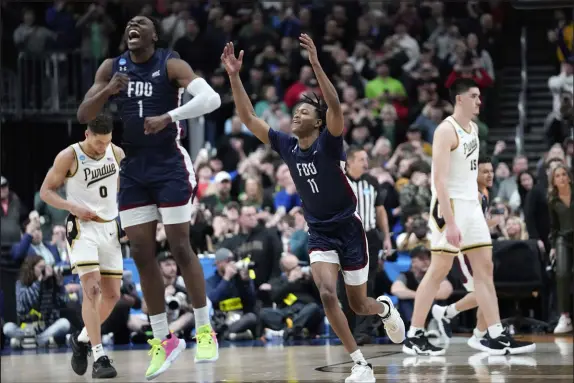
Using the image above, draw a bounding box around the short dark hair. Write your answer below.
[87,114,113,135]
[478,156,492,165]
[299,92,327,131]
[449,78,478,103]
[346,145,366,161]
[142,15,166,48]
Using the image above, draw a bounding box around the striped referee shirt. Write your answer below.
[347,173,385,232]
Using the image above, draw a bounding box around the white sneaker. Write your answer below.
[467,335,488,351]
[553,315,573,334]
[431,305,452,338]
[377,295,405,343]
[345,362,375,383]
[10,338,21,349]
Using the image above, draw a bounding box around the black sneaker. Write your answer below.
[431,305,453,338]
[92,356,117,379]
[402,330,446,356]
[70,332,90,376]
[480,330,536,356]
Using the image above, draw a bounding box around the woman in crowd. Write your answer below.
[2,255,71,348]
[548,164,574,334]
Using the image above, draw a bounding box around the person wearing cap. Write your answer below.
[1,176,29,250]
[205,248,258,340]
[218,205,283,293]
[390,246,453,325]
[200,171,236,215]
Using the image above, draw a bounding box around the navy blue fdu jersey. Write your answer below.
[111,48,187,148]
[268,128,357,228]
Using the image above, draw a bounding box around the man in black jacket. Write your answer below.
[260,254,323,340]
[218,205,282,291]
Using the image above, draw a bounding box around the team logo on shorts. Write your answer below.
[67,220,73,233]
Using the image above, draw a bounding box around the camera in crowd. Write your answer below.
[166,292,187,311]
[411,216,429,240]
[233,258,256,271]
[53,264,73,277]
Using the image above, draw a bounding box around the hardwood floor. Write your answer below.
[1,335,572,382]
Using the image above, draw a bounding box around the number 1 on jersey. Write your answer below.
[307,178,319,193]
[138,100,143,117]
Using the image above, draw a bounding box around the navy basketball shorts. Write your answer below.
[118,144,197,228]
[307,213,369,286]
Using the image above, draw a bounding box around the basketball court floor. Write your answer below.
[1,335,572,382]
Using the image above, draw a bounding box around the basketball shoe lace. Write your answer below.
[195,330,216,346]
[147,338,166,357]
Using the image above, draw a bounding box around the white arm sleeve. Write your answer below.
[167,77,222,122]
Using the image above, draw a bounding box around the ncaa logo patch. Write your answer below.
[119,58,126,65]
[79,155,86,161]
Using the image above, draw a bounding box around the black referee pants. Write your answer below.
[338,229,381,340]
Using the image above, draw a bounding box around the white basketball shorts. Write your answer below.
[65,215,123,278]
[429,197,492,255]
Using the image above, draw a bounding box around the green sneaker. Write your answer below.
[145,335,186,381]
[194,324,219,363]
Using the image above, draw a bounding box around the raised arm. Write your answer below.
[299,34,344,137]
[431,122,458,231]
[143,58,222,134]
[39,148,97,221]
[221,42,271,144]
[77,59,129,124]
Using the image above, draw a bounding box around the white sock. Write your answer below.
[488,323,504,339]
[407,326,424,338]
[433,304,447,318]
[193,306,210,328]
[445,304,460,319]
[149,313,170,340]
[378,300,390,318]
[92,344,106,362]
[350,349,367,365]
[473,328,487,338]
[78,327,89,343]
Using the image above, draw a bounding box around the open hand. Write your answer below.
[221,42,244,76]
[144,114,171,135]
[299,33,319,65]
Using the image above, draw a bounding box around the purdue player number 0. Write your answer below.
[100,186,108,198]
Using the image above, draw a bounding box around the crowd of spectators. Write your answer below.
[1,0,573,349]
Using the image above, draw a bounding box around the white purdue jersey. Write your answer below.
[66,143,119,221]
[431,116,479,201]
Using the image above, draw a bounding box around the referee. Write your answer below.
[338,146,392,345]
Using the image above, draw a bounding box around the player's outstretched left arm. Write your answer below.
[299,34,344,137]
[39,148,97,221]
[144,59,221,135]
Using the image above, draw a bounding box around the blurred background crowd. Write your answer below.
[0,0,573,350]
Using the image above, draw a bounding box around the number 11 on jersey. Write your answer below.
[307,178,319,193]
